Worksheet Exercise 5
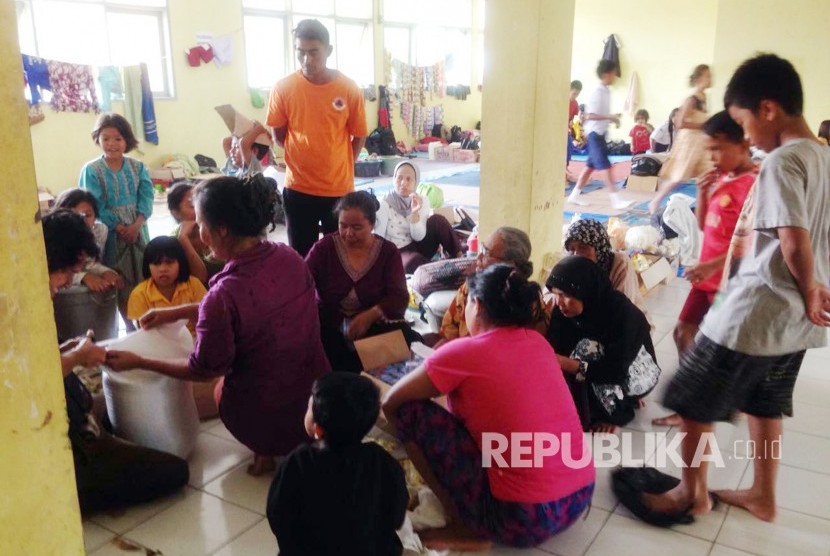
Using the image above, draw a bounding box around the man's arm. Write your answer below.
[351,136,366,161]
[779,226,830,326]
[272,126,287,149]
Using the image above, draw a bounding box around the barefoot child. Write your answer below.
[630,54,830,524]
[127,236,207,335]
[267,373,407,556]
[629,109,652,155]
[80,114,154,329]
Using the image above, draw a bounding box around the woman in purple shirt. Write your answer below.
[306,191,410,373]
[108,175,330,475]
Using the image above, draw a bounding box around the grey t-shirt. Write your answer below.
[700,138,830,356]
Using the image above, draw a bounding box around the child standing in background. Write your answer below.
[127,236,207,335]
[566,80,583,179]
[650,108,680,153]
[629,109,652,155]
[79,113,154,328]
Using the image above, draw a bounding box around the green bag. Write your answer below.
[416,182,444,209]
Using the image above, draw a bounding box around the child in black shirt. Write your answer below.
[267,373,408,555]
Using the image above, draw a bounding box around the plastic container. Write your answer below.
[354,160,382,177]
[53,285,119,341]
[467,227,479,257]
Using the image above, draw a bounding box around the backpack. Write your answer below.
[365,127,400,156]
[630,154,663,176]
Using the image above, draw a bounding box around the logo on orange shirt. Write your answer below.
[332,97,346,111]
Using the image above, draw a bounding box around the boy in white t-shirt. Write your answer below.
[567,60,634,210]
[628,54,830,525]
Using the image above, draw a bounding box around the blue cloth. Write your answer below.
[139,63,158,145]
[98,66,122,112]
[586,132,611,170]
[22,55,50,105]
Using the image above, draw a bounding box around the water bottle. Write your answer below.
[467,226,479,258]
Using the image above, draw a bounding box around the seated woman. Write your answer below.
[563,218,648,318]
[374,161,461,273]
[382,265,595,550]
[440,226,546,342]
[107,175,330,475]
[546,256,660,433]
[44,209,188,513]
[306,191,411,373]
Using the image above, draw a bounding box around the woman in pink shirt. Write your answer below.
[382,264,594,550]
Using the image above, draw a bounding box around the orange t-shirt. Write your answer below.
[266,71,368,197]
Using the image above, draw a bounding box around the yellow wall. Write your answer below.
[571,0,718,141]
[0,1,85,553]
[710,0,830,133]
[27,0,484,195]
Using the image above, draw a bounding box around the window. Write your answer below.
[15,0,173,97]
[242,0,374,89]
[382,0,474,86]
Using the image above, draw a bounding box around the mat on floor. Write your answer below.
[571,154,633,163]
[430,170,480,187]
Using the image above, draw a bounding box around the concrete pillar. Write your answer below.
[0,0,85,552]
[480,0,575,282]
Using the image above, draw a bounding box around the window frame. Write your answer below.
[16,0,175,99]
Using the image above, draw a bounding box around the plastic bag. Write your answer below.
[416,182,444,209]
[101,321,200,459]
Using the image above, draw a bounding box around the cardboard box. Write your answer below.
[633,253,673,292]
[452,149,479,163]
[627,175,659,192]
[432,145,456,161]
[150,168,186,182]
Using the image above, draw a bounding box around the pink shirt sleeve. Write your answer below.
[424,338,475,394]
[189,289,236,377]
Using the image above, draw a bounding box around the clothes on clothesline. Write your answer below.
[446,85,471,100]
[98,66,123,112]
[602,34,622,76]
[22,55,51,105]
[47,60,98,113]
[123,64,159,145]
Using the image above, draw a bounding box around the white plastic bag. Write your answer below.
[101,321,200,459]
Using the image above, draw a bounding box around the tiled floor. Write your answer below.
[83,274,830,555]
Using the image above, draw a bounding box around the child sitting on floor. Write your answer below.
[166,182,224,284]
[653,111,757,427]
[127,236,207,335]
[629,109,652,155]
[267,373,408,556]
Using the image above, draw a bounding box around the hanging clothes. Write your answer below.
[47,60,99,113]
[122,65,144,140]
[602,34,621,76]
[98,65,123,112]
[623,71,639,116]
[139,63,158,144]
[378,85,390,128]
[208,35,233,67]
[22,55,51,105]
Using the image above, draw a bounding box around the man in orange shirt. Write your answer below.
[267,19,368,256]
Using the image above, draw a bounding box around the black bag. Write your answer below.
[365,127,400,156]
[449,125,463,143]
[631,154,663,176]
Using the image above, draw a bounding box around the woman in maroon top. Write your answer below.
[306,191,410,373]
[107,175,330,475]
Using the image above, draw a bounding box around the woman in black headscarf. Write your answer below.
[546,256,659,433]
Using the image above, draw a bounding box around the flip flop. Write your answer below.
[612,467,695,527]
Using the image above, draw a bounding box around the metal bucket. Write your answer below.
[53,285,119,341]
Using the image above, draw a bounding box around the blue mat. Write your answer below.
[430,170,481,187]
[354,177,375,186]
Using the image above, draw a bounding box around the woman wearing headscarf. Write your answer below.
[375,161,461,273]
[546,256,660,433]
[562,218,648,319]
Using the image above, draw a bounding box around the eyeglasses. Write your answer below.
[479,243,504,261]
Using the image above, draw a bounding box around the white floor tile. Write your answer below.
[202,420,239,443]
[447,546,549,555]
[709,545,761,556]
[797,354,830,382]
[784,402,830,439]
[739,464,830,520]
[623,399,677,433]
[212,518,278,556]
[89,537,164,556]
[537,507,609,556]
[187,432,253,488]
[82,520,115,553]
[716,506,830,556]
[202,460,275,515]
[585,514,711,556]
[792,376,830,407]
[779,430,830,475]
[112,490,262,556]
[88,487,190,535]
[589,465,618,513]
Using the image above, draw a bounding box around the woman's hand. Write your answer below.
[139,307,179,330]
[71,337,107,368]
[101,270,125,289]
[346,307,382,341]
[82,273,110,293]
[557,355,581,374]
[410,194,424,222]
[105,350,144,371]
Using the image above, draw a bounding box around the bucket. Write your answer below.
[53,285,119,341]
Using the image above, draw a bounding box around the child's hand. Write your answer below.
[101,270,124,289]
[683,260,719,285]
[697,168,719,192]
[122,222,142,245]
[82,273,110,292]
[804,282,830,327]
[178,220,198,241]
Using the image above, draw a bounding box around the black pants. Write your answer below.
[283,188,341,257]
[73,433,190,514]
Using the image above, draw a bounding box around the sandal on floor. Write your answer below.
[612,467,695,527]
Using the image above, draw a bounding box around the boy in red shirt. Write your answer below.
[653,110,756,427]
[628,109,652,155]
